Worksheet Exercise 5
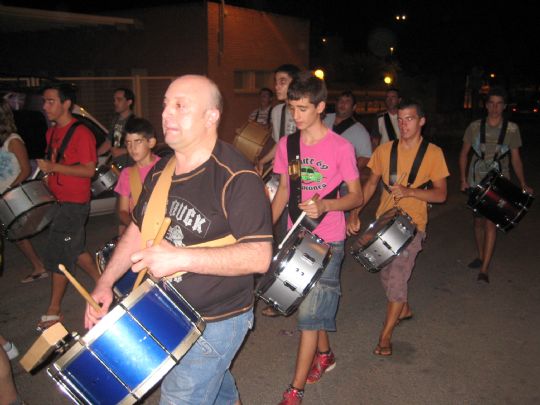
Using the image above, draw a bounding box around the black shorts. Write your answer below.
[44,202,90,274]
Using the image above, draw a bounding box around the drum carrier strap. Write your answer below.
[332,116,356,135]
[129,166,143,207]
[279,104,288,139]
[46,121,83,164]
[384,138,431,192]
[477,117,509,161]
[384,113,398,141]
[286,131,339,232]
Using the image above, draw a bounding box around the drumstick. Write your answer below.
[382,172,407,208]
[132,217,172,291]
[58,264,101,312]
[278,193,320,250]
[31,167,41,180]
[261,165,273,180]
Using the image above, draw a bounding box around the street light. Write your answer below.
[314,69,325,80]
[384,75,393,85]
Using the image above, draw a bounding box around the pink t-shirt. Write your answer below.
[114,154,160,212]
[274,130,359,242]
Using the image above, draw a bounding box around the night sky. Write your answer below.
[4,0,539,83]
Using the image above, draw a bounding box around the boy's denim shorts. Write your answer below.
[297,240,344,331]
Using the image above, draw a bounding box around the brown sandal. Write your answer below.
[261,306,280,317]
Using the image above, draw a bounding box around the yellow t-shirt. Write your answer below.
[368,139,450,231]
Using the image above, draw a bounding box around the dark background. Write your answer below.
[4,0,539,83]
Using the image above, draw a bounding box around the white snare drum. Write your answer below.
[0,180,58,241]
[350,207,417,273]
[255,227,332,316]
[265,174,280,202]
[91,164,120,197]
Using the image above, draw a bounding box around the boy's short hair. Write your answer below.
[114,87,135,109]
[339,90,356,105]
[287,71,327,106]
[260,87,274,97]
[41,82,77,106]
[486,85,508,104]
[274,64,300,80]
[398,98,425,118]
[123,117,155,140]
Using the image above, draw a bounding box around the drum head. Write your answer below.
[355,208,400,249]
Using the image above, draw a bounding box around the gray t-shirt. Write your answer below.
[463,119,521,185]
[323,113,372,158]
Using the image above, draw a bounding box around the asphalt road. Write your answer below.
[1,120,539,404]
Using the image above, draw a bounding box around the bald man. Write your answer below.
[86,75,273,404]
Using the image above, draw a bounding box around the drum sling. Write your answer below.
[383,138,431,193]
[384,113,398,141]
[332,116,356,135]
[46,121,82,164]
[286,131,339,232]
[470,118,509,184]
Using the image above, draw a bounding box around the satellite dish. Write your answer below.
[367,28,397,57]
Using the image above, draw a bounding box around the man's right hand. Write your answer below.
[84,282,114,330]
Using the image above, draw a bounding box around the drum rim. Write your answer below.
[353,207,412,252]
[2,201,58,241]
[0,178,52,197]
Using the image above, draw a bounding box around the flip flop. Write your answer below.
[37,314,63,332]
[21,272,49,284]
[396,314,413,325]
[374,343,392,356]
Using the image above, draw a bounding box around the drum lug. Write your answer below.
[284,280,297,292]
[301,253,316,265]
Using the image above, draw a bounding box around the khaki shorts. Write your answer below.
[379,231,425,302]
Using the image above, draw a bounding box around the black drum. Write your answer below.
[467,169,534,232]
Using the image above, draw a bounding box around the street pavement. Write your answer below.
[1,121,539,404]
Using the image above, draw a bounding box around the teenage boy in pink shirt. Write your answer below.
[114,118,160,235]
[271,71,363,404]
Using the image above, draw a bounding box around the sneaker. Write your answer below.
[467,258,483,269]
[306,351,336,384]
[278,385,304,405]
[3,341,19,360]
[477,272,490,283]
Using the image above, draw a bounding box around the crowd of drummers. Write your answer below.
[0,68,533,405]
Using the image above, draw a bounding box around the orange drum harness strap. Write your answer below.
[128,165,143,207]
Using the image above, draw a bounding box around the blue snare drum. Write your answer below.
[95,237,138,299]
[47,279,205,405]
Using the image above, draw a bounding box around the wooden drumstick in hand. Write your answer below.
[132,217,172,291]
[58,264,101,312]
[278,193,320,250]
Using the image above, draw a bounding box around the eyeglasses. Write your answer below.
[125,139,147,147]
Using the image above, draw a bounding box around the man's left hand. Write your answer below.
[36,159,56,174]
[299,197,326,219]
[130,240,183,279]
[389,183,410,202]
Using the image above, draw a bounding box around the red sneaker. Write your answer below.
[278,385,304,405]
[306,351,336,384]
